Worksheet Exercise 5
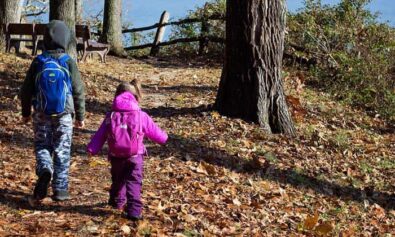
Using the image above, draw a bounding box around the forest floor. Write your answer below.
[0,52,394,236]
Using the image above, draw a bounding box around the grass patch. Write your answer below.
[359,162,373,174]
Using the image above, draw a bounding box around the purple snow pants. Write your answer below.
[109,154,143,217]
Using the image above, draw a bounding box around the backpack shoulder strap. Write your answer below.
[56,54,71,79]
[138,110,142,134]
[36,53,50,64]
[57,54,71,71]
[58,54,70,65]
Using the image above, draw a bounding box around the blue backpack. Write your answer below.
[34,53,72,115]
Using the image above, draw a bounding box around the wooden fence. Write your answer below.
[119,10,314,66]
[123,11,225,56]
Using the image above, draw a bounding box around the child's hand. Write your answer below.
[22,116,31,124]
[87,152,93,159]
[75,120,85,128]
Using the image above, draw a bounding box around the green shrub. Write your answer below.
[287,0,395,119]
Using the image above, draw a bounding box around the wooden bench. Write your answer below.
[76,25,110,63]
[4,23,35,55]
[3,23,110,62]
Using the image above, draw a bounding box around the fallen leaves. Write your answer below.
[89,158,108,167]
[300,212,334,236]
[315,222,334,236]
[371,203,386,219]
[195,162,217,176]
[120,224,131,234]
[302,211,319,230]
[0,52,394,236]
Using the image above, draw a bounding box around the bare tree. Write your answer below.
[0,0,24,23]
[23,0,49,19]
[75,0,83,24]
[101,0,124,56]
[49,0,77,59]
[0,0,24,48]
[215,0,296,136]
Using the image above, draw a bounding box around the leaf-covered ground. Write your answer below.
[0,52,394,236]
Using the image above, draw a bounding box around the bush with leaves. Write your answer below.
[287,0,395,119]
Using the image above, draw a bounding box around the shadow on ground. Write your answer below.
[134,55,223,69]
[0,188,112,217]
[147,134,395,211]
[143,85,216,94]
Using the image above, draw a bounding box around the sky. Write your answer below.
[31,1,394,33]
[108,0,395,28]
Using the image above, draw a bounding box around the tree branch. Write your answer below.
[24,6,48,17]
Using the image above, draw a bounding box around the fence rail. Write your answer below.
[122,11,225,56]
[122,14,224,34]
[124,36,225,51]
[101,11,313,64]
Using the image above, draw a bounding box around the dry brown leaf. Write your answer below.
[315,222,333,236]
[371,204,386,219]
[340,224,356,237]
[184,214,197,223]
[89,159,107,167]
[120,224,131,234]
[233,198,241,206]
[196,162,208,175]
[303,212,319,230]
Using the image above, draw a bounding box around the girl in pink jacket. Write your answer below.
[87,80,168,220]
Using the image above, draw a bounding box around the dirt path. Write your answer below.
[0,54,394,236]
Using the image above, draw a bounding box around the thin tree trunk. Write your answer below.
[49,0,77,60]
[101,0,125,56]
[0,0,23,23]
[215,0,296,136]
[75,0,83,24]
[0,0,24,49]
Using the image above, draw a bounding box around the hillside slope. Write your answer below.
[0,53,393,236]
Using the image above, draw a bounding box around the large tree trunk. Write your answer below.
[215,0,296,136]
[75,0,83,24]
[49,0,77,59]
[101,0,124,56]
[0,0,24,48]
[0,0,23,23]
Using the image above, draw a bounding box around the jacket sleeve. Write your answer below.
[20,60,38,117]
[141,112,168,145]
[87,117,108,155]
[68,58,85,121]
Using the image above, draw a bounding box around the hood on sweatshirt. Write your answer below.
[112,91,140,112]
[44,20,71,51]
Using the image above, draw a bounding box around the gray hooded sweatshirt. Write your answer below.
[20,20,85,121]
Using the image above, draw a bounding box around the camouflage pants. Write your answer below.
[33,112,73,191]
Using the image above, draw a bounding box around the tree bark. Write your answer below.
[75,0,83,24]
[49,0,77,60]
[215,0,296,136]
[101,0,125,56]
[0,0,24,48]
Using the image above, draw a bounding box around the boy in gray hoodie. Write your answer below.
[20,20,85,203]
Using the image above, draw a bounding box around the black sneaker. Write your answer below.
[108,198,116,207]
[126,214,143,221]
[52,190,70,201]
[33,169,52,200]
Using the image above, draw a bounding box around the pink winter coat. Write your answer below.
[87,91,168,156]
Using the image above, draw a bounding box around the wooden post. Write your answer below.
[150,11,170,56]
[199,3,210,55]
[198,20,210,55]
